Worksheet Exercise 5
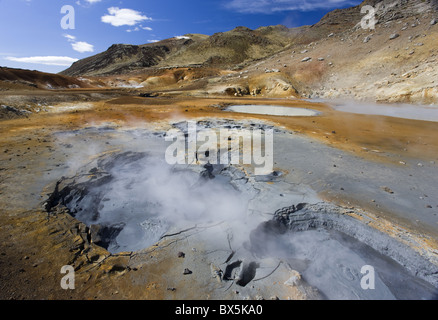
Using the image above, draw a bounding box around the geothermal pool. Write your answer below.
[44,123,438,300]
[53,152,248,253]
[227,105,319,117]
[51,151,437,299]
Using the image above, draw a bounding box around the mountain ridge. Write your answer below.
[61,0,438,76]
[22,0,438,103]
[60,24,308,77]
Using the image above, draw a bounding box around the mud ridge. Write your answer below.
[272,202,438,287]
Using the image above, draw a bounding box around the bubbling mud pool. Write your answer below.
[227,105,319,117]
[46,151,248,253]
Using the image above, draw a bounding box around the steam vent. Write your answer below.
[1,0,438,303]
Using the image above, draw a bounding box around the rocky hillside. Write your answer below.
[295,0,438,103]
[156,25,304,68]
[60,36,205,77]
[61,25,316,77]
[203,0,438,103]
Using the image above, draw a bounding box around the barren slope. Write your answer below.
[0,67,90,90]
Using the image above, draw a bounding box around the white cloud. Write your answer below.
[147,40,160,43]
[101,7,151,27]
[63,34,94,53]
[225,0,360,13]
[174,36,191,40]
[127,27,139,32]
[126,25,153,32]
[63,34,77,41]
[71,41,94,53]
[5,56,79,67]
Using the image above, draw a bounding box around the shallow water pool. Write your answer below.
[329,101,438,122]
[227,105,319,117]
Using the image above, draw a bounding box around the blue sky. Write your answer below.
[0,0,361,74]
